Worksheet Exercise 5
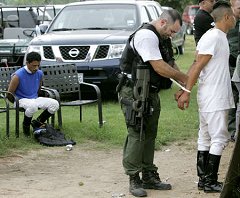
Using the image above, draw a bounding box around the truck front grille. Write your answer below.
[59,46,90,60]
[42,45,110,61]
[43,46,54,59]
[95,45,109,59]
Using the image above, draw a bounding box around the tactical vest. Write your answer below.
[120,23,174,91]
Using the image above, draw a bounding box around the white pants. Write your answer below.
[19,97,59,118]
[198,110,230,156]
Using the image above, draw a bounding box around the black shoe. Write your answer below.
[203,154,222,193]
[204,181,223,193]
[129,174,147,197]
[23,124,30,137]
[197,151,208,190]
[142,170,172,190]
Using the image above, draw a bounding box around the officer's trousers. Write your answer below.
[119,85,160,176]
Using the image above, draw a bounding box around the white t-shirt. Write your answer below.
[130,29,162,62]
[197,28,235,112]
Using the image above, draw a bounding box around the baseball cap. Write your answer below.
[198,0,204,3]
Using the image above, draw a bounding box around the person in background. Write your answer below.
[7,51,59,137]
[227,0,240,142]
[177,0,235,193]
[193,0,216,45]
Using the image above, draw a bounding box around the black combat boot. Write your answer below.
[204,154,223,193]
[36,109,53,123]
[197,151,209,190]
[22,115,32,137]
[142,170,172,190]
[129,173,147,197]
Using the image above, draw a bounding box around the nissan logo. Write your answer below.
[69,48,79,58]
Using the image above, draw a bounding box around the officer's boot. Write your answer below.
[197,151,209,190]
[142,170,172,190]
[36,109,53,123]
[22,115,32,137]
[204,154,223,193]
[129,173,147,197]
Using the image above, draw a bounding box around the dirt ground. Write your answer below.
[0,140,235,198]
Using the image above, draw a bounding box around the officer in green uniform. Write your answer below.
[118,9,188,197]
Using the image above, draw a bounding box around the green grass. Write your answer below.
[0,35,199,156]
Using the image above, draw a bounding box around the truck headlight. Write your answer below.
[24,46,41,64]
[108,44,126,59]
[26,46,41,55]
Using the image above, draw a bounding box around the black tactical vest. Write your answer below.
[120,23,174,90]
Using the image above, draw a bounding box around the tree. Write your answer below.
[159,0,197,12]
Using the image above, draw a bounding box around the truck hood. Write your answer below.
[30,29,133,45]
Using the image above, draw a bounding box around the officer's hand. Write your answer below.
[177,91,190,110]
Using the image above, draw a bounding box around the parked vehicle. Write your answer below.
[0,5,58,67]
[25,0,186,95]
[182,5,200,35]
[43,4,65,19]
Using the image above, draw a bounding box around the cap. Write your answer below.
[198,0,204,3]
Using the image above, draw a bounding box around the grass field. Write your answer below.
[0,35,199,156]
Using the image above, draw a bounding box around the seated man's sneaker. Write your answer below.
[142,170,172,190]
[129,174,147,197]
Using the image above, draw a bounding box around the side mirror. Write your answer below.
[39,24,48,34]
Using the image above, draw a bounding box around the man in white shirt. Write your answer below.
[119,9,188,197]
[177,0,236,193]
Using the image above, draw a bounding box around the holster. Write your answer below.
[120,98,141,131]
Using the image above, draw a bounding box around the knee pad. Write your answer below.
[25,106,38,117]
[48,100,59,114]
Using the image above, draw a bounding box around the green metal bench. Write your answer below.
[40,64,103,128]
[0,66,56,138]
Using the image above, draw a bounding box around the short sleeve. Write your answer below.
[197,30,217,56]
[132,29,162,62]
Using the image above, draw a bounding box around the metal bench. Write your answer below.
[40,64,103,128]
[0,66,56,138]
[0,66,20,137]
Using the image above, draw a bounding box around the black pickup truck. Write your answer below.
[26,1,186,95]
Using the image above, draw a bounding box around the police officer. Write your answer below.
[118,10,188,197]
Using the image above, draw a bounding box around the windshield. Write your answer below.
[48,4,138,32]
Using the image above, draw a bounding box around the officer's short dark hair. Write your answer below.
[26,52,41,63]
[162,9,182,26]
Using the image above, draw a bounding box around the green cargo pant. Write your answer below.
[119,85,161,176]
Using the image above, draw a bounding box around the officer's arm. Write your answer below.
[149,59,188,85]
[7,74,19,103]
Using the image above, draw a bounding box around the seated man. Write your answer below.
[7,51,59,137]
